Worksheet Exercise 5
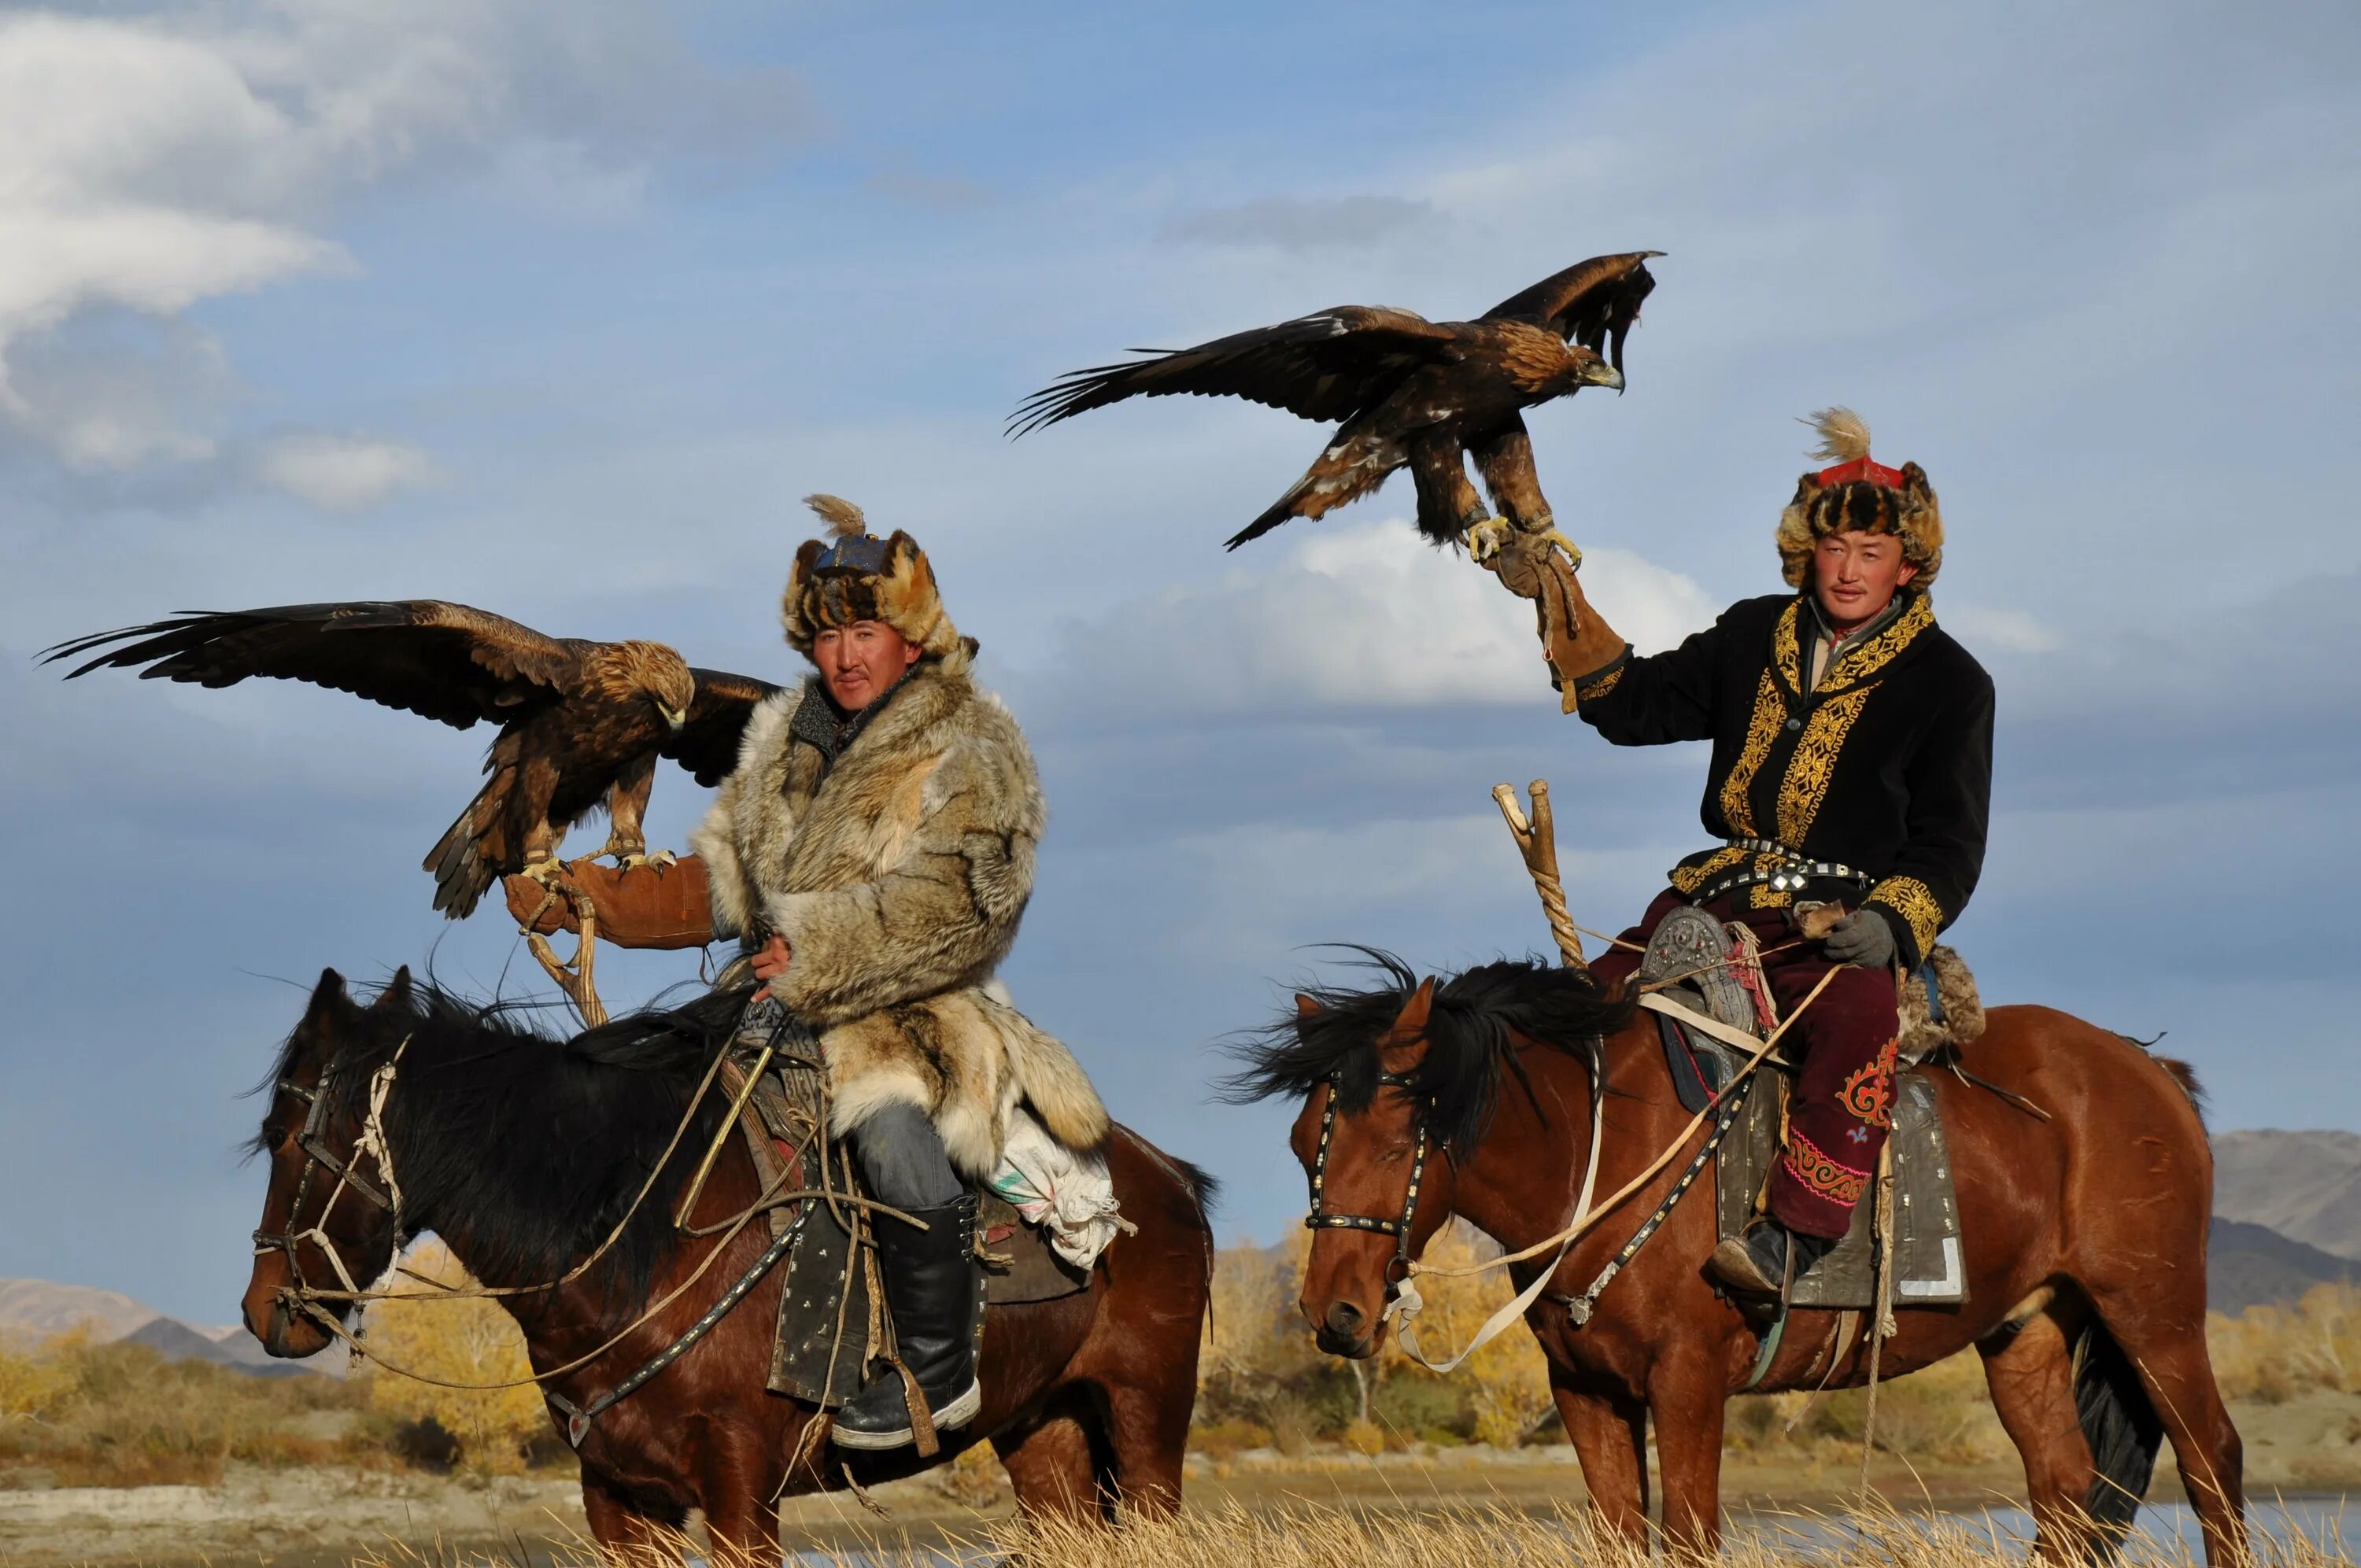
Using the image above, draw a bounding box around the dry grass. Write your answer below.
[341,1500,2352,1568]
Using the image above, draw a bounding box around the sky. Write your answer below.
[2,0,2357,1328]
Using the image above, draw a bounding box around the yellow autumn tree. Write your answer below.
[364,1238,546,1471]
[0,1328,82,1423]
[1384,1219,1554,1447]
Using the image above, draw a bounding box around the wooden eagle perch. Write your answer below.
[43,603,778,918]
[1011,251,1661,565]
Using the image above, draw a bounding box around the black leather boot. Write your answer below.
[1708,1217,1836,1301]
[830,1194,981,1450]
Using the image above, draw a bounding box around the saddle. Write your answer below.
[1636,907,1975,1311]
[716,1050,1094,1409]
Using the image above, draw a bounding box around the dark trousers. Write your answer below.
[847,1101,964,1210]
[1591,887,1899,1239]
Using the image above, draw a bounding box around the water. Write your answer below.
[1727,1497,2355,1560]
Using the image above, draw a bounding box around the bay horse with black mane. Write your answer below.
[239,968,1212,1559]
[1234,951,2245,1562]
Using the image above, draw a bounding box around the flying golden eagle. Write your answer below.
[42,603,775,918]
[1011,252,1660,562]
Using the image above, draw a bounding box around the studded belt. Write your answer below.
[1690,838,1871,906]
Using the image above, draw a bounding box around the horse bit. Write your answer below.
[251,1043,408,1311]
[1302,1068,1431,1284]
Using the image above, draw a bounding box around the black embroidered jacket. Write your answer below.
[1572,589,1993,969]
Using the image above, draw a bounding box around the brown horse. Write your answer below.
[239,968,1212,1558]
[1235,951,2245,1562]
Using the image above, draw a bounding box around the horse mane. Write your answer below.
[264,978,752,1323]
[1223,948,1632,1154]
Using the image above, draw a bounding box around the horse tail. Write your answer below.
[2073,1316,2164,1555]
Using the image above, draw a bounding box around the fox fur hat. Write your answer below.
[781,494,964,662]
[1775,408,1944,589]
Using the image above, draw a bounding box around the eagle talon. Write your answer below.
[1462,516,1517,563]
[519,854,571,893]
[610,848,676,873]
[1540,529,1584,570]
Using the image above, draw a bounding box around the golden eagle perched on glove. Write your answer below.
[1011,251,1660,563]
[43,603,775,918]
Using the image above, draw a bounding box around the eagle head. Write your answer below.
[1565,345,1624,394]
[611,641,696,729]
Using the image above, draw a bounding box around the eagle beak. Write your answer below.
[661,707,688,729]
[1585,362,1625,393]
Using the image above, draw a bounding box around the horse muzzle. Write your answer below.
[1311,1298,1380,1360]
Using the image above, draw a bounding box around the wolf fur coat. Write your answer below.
[688,644,1108,1177]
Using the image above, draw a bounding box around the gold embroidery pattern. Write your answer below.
[1750,881,1793,910]
[1839,1038,1901,1127]
[1575,665,1624,704]
[1775,684,1876,845]
[1823,593,1934,691]
[1716,671,1786,836]
[1867,876,1945,960]
[1669,845,1747,896]
[1772,601,1802,695]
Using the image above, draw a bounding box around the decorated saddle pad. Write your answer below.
[722,1055,1092,1409]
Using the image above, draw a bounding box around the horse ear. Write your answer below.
[1294,993,1322,1019]
[1387,976,1438,1043]
[306,968,348,1018]
[371,966,414,1013]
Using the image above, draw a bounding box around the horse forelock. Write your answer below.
[1224,948,1631,1155]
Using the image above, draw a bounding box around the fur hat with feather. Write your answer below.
[1774,408,1944,589]
[781,494,966,662]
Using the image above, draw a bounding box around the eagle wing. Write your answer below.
[1009,305,1462,436]
[661,667,783,787]
[1481,252,1663,371]
[41,601,584,728]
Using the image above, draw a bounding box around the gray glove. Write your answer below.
[1820,909,1897,969]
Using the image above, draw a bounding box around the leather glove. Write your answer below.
[1480,534,1626,713]
[1820,909,1897,969]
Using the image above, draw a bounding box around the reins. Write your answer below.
[1373,967,1838,1373]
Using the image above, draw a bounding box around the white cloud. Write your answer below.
[250,432,434,511]
[1042,518,1714,715]
[1945,604,2060,655]
[0,3,807,486]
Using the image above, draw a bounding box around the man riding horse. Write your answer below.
[1490,408,1993,1299]
[688,496,1110,1450]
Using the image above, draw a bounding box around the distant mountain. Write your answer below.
[2208,1217,2355,1315]
[2212,1129,2361,1262]
[0,1278,339,1376]
[0,1278,164,1341]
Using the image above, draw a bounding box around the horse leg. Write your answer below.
[1097,1360,1192,1518]
[1646,1354,1728,1557]
[1554,1380,1650,1548]
[2084,1289,2248,1565]
[693,1422,783,1564]
[1977,1304,2102,1560]
[579,1467,687,1559]
[994,1402,1105,1526]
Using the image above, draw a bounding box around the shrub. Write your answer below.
[363,1240,551,1474]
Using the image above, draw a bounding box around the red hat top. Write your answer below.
[1805,408,1905,489]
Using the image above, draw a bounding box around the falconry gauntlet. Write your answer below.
[1483,533,1628,714]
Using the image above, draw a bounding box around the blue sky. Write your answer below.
[2,0,2357,1326]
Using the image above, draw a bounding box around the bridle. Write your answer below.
[1301,1067,1432,1284]
[251,1042,408,1310]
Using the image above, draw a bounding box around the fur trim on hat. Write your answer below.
[781,494,964,662]
[1775,408,1945,588]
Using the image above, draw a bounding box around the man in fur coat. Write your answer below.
[689,496,1108,1449]
[1490,410,1993,1301]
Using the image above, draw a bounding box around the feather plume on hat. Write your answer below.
[1803,407,1874,466]
[803,493,867,539]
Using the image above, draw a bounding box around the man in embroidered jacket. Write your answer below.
[1491,409,1993,1297]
